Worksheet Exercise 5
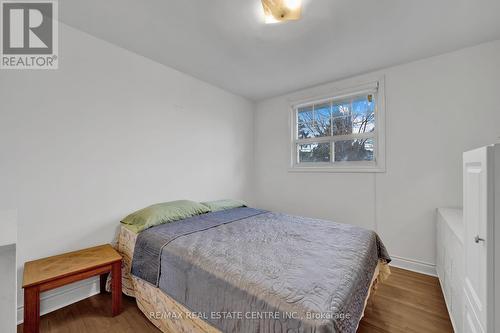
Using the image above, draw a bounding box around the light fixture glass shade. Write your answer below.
[261,0,301,23]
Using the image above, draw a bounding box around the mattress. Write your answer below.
[109,209,390,333]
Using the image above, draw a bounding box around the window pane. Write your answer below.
[297,106,314,139]
[298,142,330,163]
[297,106,313,123]
[298,122,314,139]
[297,94,375,138]
[332,115,352,136]
[332,99,351,136]
[297,104,331,139]
[332,100,351,117]
[334,139,374,162]
[352,95,375,134]
[313,103,331,137]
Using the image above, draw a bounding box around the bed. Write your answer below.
[109,207,391,333]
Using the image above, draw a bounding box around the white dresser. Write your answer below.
[436,208,464,333]
[437,144,500,333]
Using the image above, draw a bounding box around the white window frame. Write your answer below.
[288,78,386,173]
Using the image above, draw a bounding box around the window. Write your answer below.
[290,81,385,172]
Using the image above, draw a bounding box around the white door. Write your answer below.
[464,298,482,333]
[463,146,493,333]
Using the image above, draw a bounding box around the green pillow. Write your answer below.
[121,200,211,233]
[201,199,247,212]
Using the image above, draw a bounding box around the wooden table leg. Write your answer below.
[111,261,122,316]
[24,286,40,333]
[100,273,108,294]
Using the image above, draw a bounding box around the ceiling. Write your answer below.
[60,0,500,100]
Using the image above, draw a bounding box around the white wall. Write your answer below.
[0,210,17,247]
[0,23,254,322]
[254,40,500,274]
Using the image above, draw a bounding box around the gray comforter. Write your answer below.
[131,207,390,333]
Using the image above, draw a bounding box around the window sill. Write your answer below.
[288,166,386,173]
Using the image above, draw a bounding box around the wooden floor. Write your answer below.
[18,267,453,333]
[357,267,453,333]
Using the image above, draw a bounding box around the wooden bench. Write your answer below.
[22,244,122,333]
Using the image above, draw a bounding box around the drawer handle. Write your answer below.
[474,235,485,243]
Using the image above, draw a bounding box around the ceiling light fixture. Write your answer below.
[261,0,302,24]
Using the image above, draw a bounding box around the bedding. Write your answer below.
[110,226,388,333]
[131,262,386,333]
[131,207,390,333]
[121,200,211,233]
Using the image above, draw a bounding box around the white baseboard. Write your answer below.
[17,277,100,325]
[389,255,437,277]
